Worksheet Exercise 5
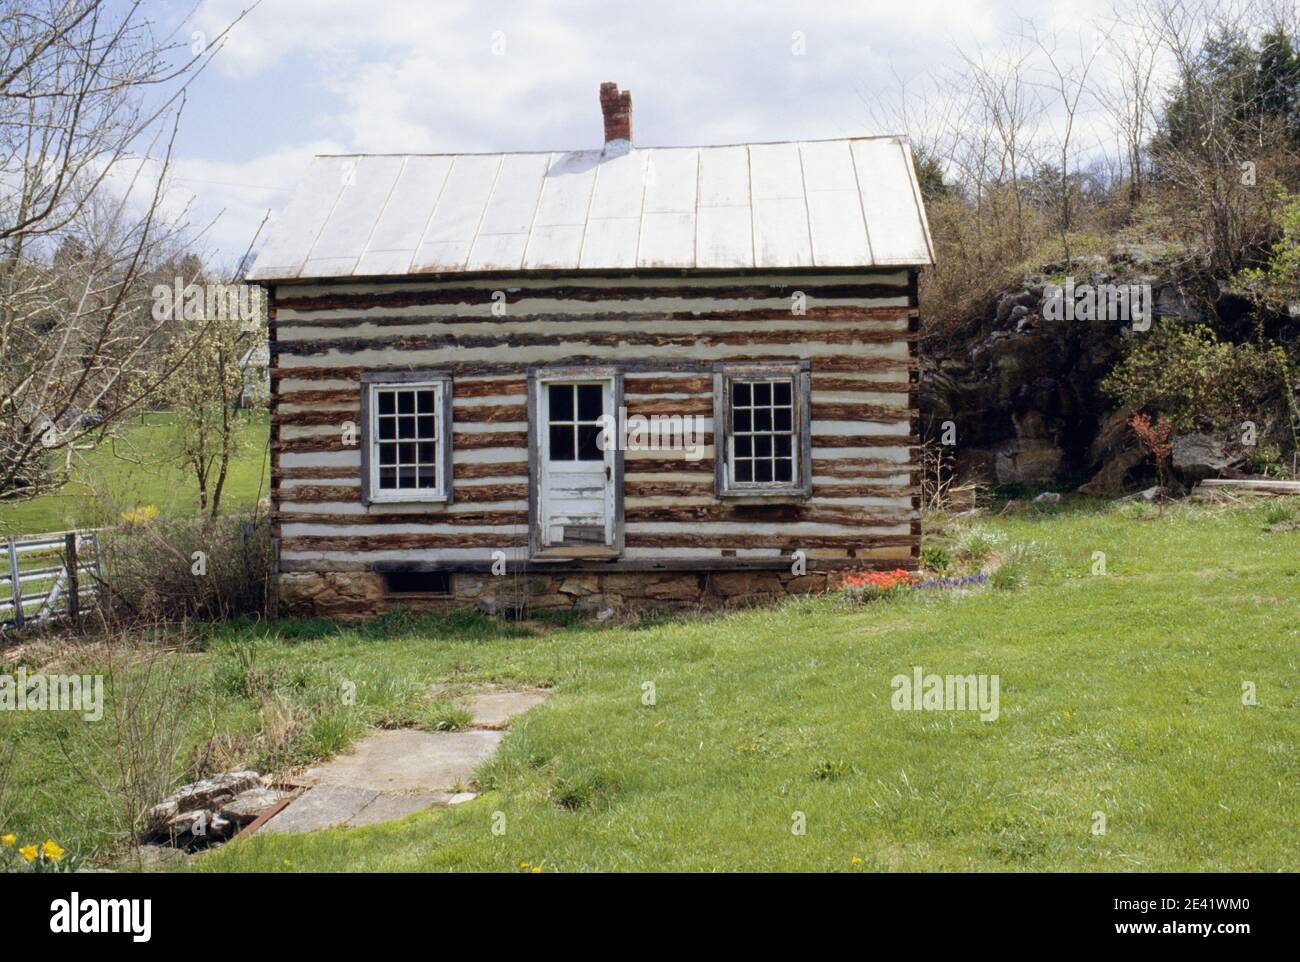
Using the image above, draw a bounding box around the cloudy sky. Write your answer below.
[149,0,1121,261]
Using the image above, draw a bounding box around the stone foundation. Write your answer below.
[276,569,842,619]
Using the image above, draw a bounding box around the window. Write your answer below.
[361,373,452,504]
[713,362,810,498]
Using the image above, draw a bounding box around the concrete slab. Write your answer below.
[256,689,548,836]
[345,791,454,827]
[314,729,503,792]
[467,690,548,729]
[260,784,378,835]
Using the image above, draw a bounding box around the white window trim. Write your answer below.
[361,375,453,505]
[713,361,812,500]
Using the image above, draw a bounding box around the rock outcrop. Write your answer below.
[919,250,1242,493]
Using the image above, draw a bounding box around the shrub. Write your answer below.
[98,513,273,622]
[1102,323,1291,432]
[920,542,953,574]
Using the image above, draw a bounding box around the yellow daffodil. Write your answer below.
[42,839,64,860]
[0,833,15,847]
[18,844,37,862]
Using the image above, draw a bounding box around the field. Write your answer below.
[0,411,270,536]
[1,495,1296,872]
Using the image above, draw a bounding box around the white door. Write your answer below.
[537,378,616,554]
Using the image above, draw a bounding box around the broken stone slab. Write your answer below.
[449,792,477,805]
[146,771,261,832]
[221,787,291,824]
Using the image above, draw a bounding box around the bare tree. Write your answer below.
[0,0,253,502]
[1028,22,1106,260]
[1097,8,1163,211]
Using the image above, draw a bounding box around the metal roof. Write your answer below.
[247,136,934,281]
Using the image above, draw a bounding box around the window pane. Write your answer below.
[732,381,750,406]
[577,384,603,421]
[754,435,772,457]
[577,424,602,461]
[418,442,436,463]
[418,468,436,487]
[753,408,772,432]
[379,467,396,488]
[734,409,751,432]
[417,416,435,438]
[753,382,771,405]
[397,391,415,414]
[775,435,792,458]
[398,442,415,463]
[378,417,396,440]
[734,459,753,482]
[774,408,792,432]
[754,459,773,483]
[774,381,791,405]
[774,459,792,482]
[378,391,395,415]
[379,444,396,465]
[398,416,415,439]
[549,424,575,460]
[734,435,752,457]
[416,390,435,413]
[549,384,574,421]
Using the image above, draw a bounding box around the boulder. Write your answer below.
[1171,432,1246,483]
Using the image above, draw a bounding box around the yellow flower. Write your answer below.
[532,866,541,873]
[851,857,862,864]
[519,862,530,869]
[120,504,159,526]
[0,834,15,847]
[18,844,37,862]
[42,839,64,860]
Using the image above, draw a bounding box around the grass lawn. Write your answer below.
[1,496,1297,872]
[0,411,270,536]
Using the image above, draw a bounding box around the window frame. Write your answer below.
[359,370,454,505]
[713,360,812,500]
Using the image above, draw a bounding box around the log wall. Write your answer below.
[267,270,920,586]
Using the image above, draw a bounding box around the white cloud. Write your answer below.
[178,0,1129,259]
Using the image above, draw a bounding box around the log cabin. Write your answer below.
[246,83,934,616]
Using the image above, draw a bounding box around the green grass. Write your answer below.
[0,410,270,536]
[2,496,1297,872]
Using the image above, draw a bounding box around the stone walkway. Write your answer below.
[259,689,547,834]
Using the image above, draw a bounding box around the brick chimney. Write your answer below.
[599,82,632,144]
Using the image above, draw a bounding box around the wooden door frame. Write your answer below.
[527,365,625,560]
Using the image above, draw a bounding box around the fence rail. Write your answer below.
[1,530,102,630]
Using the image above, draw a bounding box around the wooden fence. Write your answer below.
[1,530,102,630]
